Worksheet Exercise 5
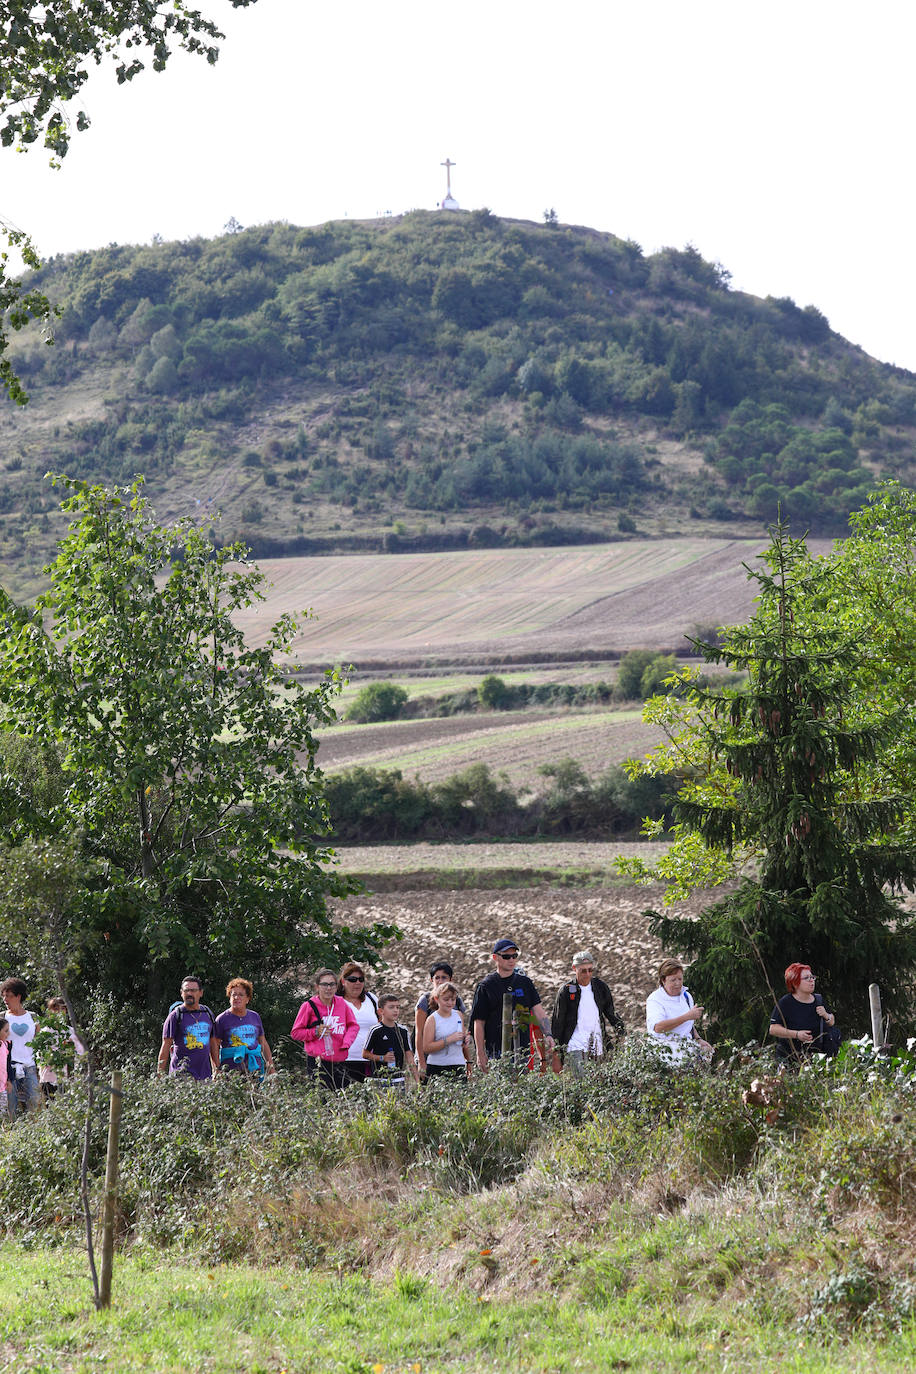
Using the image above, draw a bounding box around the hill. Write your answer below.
[1,209,913,592]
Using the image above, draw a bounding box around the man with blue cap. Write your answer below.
[469,938,555,1072]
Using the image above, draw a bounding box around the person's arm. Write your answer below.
[209,1034,221,1075]
[473,1018,488,1072]
[157,1036,173,1075]
[424,1015,465,1057]
[290,1002,319,1044]
[551,987,567,1045]
[651,1004,704,1033]
[364,1029,393,1065]
[339,1001,359,1052]
[769,1021,812,1044]
[258,1034,276,1074]
[529,999,555,1046]
[415,1004,428,1074]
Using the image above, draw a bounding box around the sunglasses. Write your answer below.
[345,974,365,983]
[496,952,519,960]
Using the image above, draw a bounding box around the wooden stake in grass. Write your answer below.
[501,993,514,1062]
[869,984,883,1050]
[99,1071,123,1310]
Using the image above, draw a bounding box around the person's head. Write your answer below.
[492,939,519,974]
[180,977,203,1009]
[0,1017,8,1042]
[313,968,339,1001]
[572,950,595,986]
[785,963,815,994]
[47,997,68,1015]
[339,961,367,1000]
[658,959,684,996]
[430,981,459,1012]
[1,978,28,1013]
[226,978,253,1012]
[377,993,401,1025]
[429,961,454,989]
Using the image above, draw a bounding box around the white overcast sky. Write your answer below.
[2,0,915,372]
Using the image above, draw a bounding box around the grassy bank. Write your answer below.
[6,1244,914,1373]
[4,1042,916,1370]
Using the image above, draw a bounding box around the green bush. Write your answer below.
[345,681,409,723]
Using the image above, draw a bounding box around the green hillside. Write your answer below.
[2,209,915,590]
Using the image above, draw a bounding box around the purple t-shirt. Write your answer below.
[163,1006,214,1080]
[213,1010,264,1070]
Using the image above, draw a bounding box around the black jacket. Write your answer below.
[551,977,625,1049]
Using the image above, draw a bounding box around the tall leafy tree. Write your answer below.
[1,0,259,401]
[626,524,916,1041]
[0,476,389,1034]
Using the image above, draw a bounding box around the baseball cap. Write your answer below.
[492,938,519,955]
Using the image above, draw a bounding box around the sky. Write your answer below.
[2,0,915,371]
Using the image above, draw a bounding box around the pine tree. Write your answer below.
[647,525,916,1042]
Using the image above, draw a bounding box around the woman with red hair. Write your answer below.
[768,963,837,1062]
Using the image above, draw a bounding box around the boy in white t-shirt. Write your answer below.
[1,977,42,1118]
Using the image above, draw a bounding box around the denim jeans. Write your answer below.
[7,1063,41,1119]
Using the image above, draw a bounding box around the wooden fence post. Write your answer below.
[98,1070,123,1309]
[501,993,514,1061]
[868,984,883,1049]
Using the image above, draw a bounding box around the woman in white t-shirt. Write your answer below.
[338,961,379,1085]
[422,982,471,1080]
[645,959,712,1064]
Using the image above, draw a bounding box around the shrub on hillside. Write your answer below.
[345,681,409,723]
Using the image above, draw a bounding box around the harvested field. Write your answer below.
[316,708,662,787]
[330,863,711,1030]
[237,538,830,667]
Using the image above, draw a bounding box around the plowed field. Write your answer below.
[236,538,831,666]
[331,871,710,1031]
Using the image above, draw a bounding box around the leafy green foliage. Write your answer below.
[325,758,676,841]
[634,525,916,1040]
[344,681,409,723]
[0,476,392,1022]
[0,0,261,402]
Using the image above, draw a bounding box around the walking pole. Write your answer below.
[868,984,883,1050]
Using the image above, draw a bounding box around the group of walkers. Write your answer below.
[1,978,85,1120]
[158,941,837,1086]
[0,947,837,1114]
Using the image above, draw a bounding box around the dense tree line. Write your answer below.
[324,759,677,843]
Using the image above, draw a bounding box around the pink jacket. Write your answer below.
[0,1041,8,1093]
[291,995,358,1061]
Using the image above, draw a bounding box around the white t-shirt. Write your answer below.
[426,1009,466,1067]
[346,996,380,1061]
[646,986,697,1063]
[7,1009,37,1069]
[567,982,603,1055]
